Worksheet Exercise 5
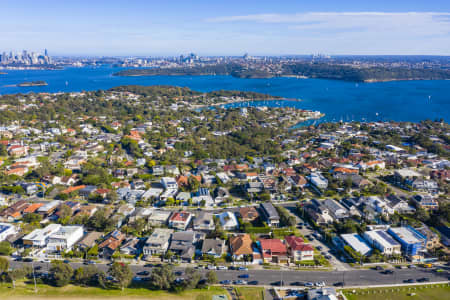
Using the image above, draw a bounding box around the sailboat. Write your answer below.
[65,81,69,86]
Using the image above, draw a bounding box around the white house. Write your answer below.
[0,223,18,241]
[47,225,84,252]
[161,177,178,190]
[216,211,239,230]
[23,224,62,247]
[363,230,401,255]
[309,172,328,190]
[143,228,173,257]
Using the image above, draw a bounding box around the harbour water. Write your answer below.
[0,65,449,123]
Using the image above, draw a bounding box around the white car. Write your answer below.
[217,266,227,270]
[315,281,325,287]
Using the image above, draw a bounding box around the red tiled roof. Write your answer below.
[259,239,287,254]
[170,211,191,222]
[285,235,314,252]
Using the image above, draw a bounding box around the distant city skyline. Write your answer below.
[1,0,450,56]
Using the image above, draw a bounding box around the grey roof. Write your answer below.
[201,239,225,255]
[260,202,280,220]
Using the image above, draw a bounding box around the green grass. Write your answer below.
[0,281,229,299]
[342,284,450,300]
[234,287,264,300]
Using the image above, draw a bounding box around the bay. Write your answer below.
[0,65,449,123]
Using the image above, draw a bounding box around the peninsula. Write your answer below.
[113,62,450,82]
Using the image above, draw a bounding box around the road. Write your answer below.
[280,202,351,271]
[9,261,449,287]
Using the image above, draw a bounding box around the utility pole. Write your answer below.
[31,261,37,293]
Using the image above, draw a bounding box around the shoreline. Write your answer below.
[191,98,302,109]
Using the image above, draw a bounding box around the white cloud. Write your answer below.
[206,12,450,36]
[203,12,450,54]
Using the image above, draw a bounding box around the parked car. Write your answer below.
[137,271,149,276]
[238,267,248,271]
[417,277,430,282]
[315,281,325,287]
[234,280,247,285]
[23,258,33,262]
[248,280,259,285]
[217,266,227,270]
[290,281,304,286]
[220,280,231,285]
[304,282,314,287]
[404,279,415,283]
[373,266,383,271]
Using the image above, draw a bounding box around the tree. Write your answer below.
[108,262,133,291]
[74,265,102,286]
[0,144,7,156]
[50,261,74,287]
[0,241,13,255]
[205,270,218,288]
[183,267,201,290]
[7,267,32,288]
[0,257,9,273]
[149,264,175,290]
[57,204,72,224]
[22,213,43,224]
[188,176,200,192]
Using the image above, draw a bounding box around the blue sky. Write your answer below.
[1,0,450,56]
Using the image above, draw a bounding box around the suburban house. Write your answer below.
[22,224,62,247]
[238,206,259,223]
[285,235,315,261]
[148,210,172,226]
[308,172,328,190]
[169,231,205,262]
[363,230,402,255]
[0,223,18,242]
[76,231,103,250]
[229,234,253,260]
[323,199,349,220]
[216,211,239,230]
[259,238,288,264]
[98,230,126,258]
[169,211,193,230]
[260,203,280,227]
[120,237,140,255]
[201,238,226,257]
[193,212,215,231]
[46,225,84,253]
[143,228,173,257]
[340,233,372,256]
[411,194,439,210]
